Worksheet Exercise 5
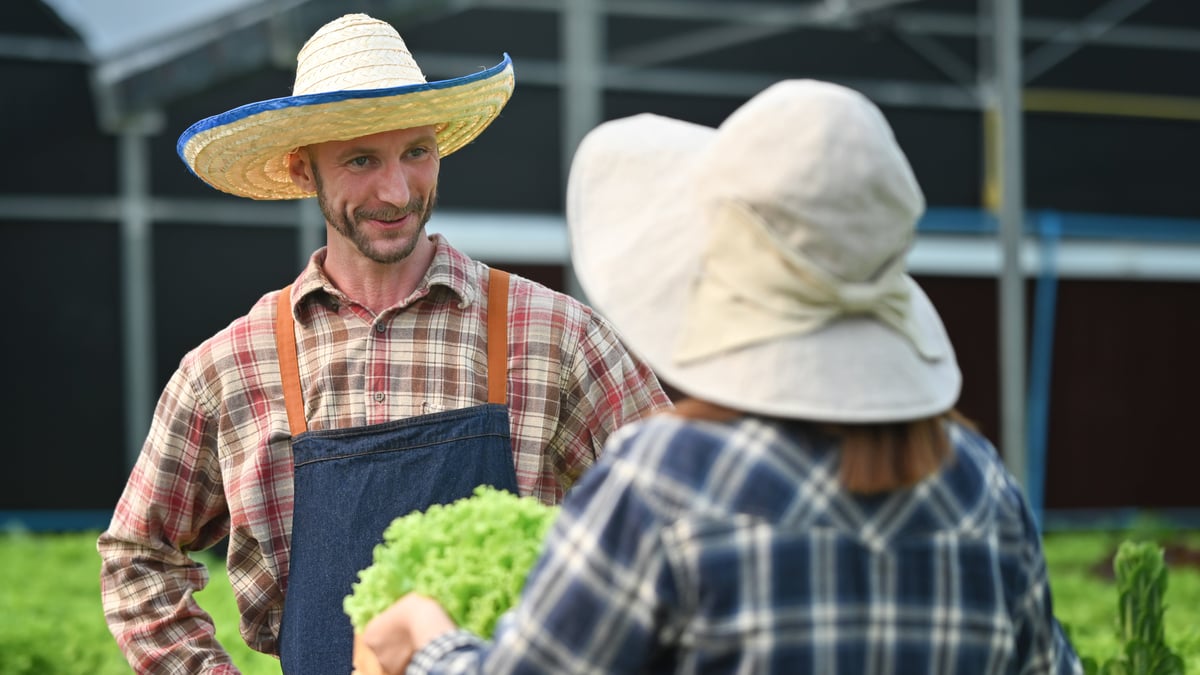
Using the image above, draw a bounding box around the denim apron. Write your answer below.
[274,269,519,675]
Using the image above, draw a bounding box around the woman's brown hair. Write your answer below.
[667,399,974,495]
[829,409,975,495]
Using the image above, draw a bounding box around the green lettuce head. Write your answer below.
[343,485,558,637]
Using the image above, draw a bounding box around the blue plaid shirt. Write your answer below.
[409,415,1083,675]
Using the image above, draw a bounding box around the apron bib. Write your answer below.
[274,270,518,675]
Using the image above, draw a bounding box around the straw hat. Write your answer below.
[177,13,515,200]
[567,79,961,423]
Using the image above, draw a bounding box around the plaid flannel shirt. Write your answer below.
[409,415,1083,675]
[97,235,670,674]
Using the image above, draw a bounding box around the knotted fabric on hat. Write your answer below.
[675,199,945,364]
[177,13,514,200]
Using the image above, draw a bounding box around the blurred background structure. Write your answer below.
[2,0,1198,532]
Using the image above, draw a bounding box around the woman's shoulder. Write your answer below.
[604,415,819,516]
[939,420,1037,532]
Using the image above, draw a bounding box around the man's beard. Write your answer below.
[313,167,436,264]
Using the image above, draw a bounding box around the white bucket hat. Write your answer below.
[177,13,515,200]
[567,79,961,423]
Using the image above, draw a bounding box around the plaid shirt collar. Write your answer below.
[290,233,479,317]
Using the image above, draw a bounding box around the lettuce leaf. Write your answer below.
[343,485,557,637]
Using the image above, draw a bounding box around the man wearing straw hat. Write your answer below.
[97,13,669,675]
[356,80,1083,674]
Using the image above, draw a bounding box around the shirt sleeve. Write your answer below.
[96,363,239,674]
[408,631,490,672]
[1013,570,1085,675]
[1010,494,1085,675]
[408,431,677,675]
[550,308,671,489]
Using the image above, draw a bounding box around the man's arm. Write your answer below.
[551,308,672,488]
[97,365,239,674]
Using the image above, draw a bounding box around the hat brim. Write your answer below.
[177,55,514,200]
[567,113,962,423]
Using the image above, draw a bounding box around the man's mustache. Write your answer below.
[355,200,425,222]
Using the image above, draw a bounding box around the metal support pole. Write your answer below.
[994,0,1028,489]
[1027,210,1062,528]
[560,0,603,300]
[118,110,164,468]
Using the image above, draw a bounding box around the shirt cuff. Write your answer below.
[409,629,487,674]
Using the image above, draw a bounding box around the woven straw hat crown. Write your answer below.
[293,14,427,94]
[176,13,515,200]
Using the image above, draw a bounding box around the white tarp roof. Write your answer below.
[41,0,265,59]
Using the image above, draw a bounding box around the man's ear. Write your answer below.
[287,148,316,192]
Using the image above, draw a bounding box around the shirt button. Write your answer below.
[374,323,386,333]
[373,392,386,403]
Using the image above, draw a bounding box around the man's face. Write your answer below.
[292,126,441,265]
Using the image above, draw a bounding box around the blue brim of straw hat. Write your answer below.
[177,55,514,200]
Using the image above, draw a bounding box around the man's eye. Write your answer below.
[348,156,371,167]
[407,147,430,159]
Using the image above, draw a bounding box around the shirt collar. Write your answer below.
[289,233,480,314]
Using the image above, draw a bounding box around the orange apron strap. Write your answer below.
[487,269,510,405]
[276,274,504,432]
[275,285,308,436]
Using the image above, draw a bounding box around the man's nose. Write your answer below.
[376,160,413,205]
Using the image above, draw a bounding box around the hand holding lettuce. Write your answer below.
[344,485,558,638]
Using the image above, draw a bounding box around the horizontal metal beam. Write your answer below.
[427,211,568,263]
[0,34,90,63]
[606,1,925,67]
[0,194,120,221]
[1021,0,1153,82]
[420,52,984,109]
[424,51,1200,119]
[611,22,800,67]
[1024,88,1200,122]
[907,235,1200,281]
[895,9,1200,54]
[475,0,844,22]
[5,195,1200,280]
[473,0,1200,54]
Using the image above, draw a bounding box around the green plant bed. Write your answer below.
[0,530,279,675]
[1044,529,1200,672]
[2,528,1198,674]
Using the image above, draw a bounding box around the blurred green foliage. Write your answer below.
[0,529,279,674]
[1045,530,1200,674]
[2,525,1198,674]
